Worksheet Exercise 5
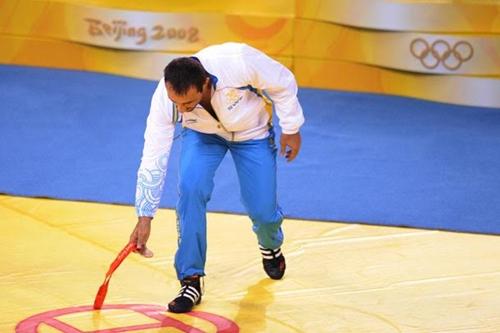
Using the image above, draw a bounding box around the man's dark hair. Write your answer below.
[163,57,209,95]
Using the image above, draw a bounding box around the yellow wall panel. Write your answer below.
[295,58,500,108]
[42,0,295,15]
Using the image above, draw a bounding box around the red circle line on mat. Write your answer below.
[16,304,239,333]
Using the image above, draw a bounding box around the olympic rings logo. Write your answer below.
[410,38,474,70]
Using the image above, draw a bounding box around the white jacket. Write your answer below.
[135,42,305,217]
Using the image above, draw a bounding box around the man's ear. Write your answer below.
[201,77,211,93]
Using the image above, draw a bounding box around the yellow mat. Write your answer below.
[2,195,500,332]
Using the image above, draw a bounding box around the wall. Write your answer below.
[0,0,498,107]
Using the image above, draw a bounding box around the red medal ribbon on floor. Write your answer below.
[93,242,137,309]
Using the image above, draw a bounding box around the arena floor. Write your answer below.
[3,195,500,332]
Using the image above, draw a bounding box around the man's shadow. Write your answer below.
[233,278,275,331]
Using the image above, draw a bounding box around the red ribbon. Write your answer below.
[93,242,137,310]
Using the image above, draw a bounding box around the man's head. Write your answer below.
[163,57,210,113]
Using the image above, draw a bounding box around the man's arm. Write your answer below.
[242,45,305,161]
[132,79,175,256]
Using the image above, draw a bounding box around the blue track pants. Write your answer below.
[174,128,284,279]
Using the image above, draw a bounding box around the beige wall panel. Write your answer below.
[0,1,293,55]
[0,34,293,81]
[294,19,500,76]
[296,0,500,33]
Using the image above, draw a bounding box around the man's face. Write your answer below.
[166,82,203,113]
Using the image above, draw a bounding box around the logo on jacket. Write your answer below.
[226,90,243,111]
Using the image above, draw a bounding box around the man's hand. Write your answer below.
[280,132,301,162]
[129,217,154,258]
